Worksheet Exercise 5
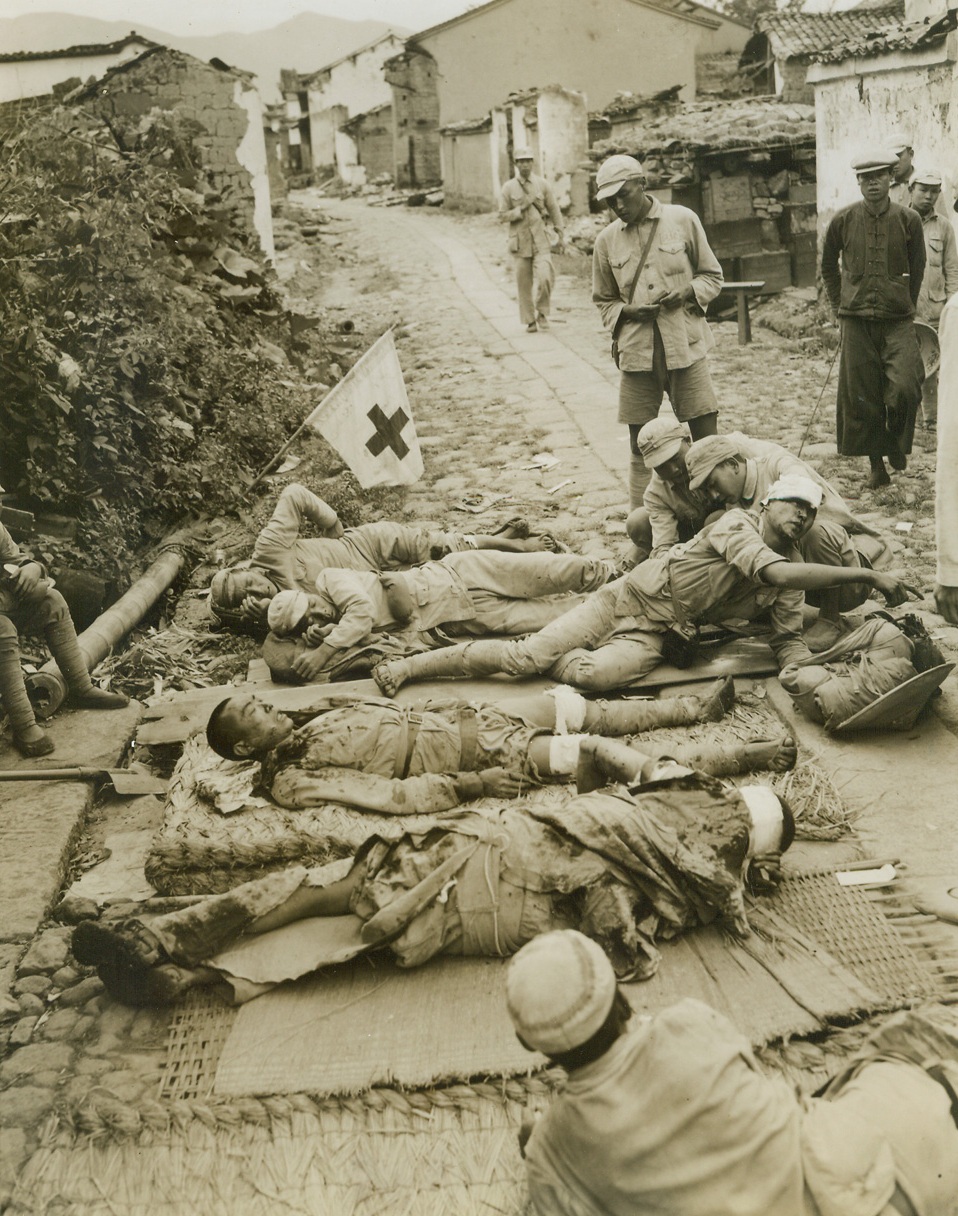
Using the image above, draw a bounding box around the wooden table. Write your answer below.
[721,280,766,345]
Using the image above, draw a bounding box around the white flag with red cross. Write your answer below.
[305,329,423,487]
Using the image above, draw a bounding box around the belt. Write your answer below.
[458,705,478,770]
[393,711,423,779]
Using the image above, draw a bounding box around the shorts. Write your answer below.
[618,328,718,426]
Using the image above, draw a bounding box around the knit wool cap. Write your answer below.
[506,930,617,1055]
[685,434,745,490]
[761,474,823,510]
[637,416,690,469]
[267,589,310,635]
[852,150,898,175]
[595,154,645,200]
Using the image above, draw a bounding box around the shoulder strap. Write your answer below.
[623,216,659,304]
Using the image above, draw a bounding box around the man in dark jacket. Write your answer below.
[821,150,926,489]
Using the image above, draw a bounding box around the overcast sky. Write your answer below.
[0,0,474,35]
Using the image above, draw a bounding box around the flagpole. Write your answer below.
[247,327,395,493]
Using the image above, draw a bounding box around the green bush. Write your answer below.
[0,105,312,579]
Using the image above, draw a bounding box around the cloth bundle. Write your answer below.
[779,618,915,731]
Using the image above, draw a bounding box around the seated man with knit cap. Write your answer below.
[508,929,958,1216]
[624,416,712,564]
[262,548,616,683]
[72,748,793,1007]
[374,475,915,695]
[0,519,128,756]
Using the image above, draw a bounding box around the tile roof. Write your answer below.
[755,3,906,60]
[601,95,816,153]
[0,32,158,64]
[807,6,956,62]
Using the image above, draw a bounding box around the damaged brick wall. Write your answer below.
[385,48,442,189]
[83,50,259,234]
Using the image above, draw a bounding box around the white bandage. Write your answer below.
[546,684,588,734]
[740,785,784,856]
[549,733,585,775]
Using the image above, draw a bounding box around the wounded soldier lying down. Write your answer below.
[204,682,795,814]
[71,743,794,1007]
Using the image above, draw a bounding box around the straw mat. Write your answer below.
[150,865,942,1104]
[14,879,954,1216]
[145,694,849,896]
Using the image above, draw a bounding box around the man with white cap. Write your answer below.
[886,129,914,207]
[72,746,793,1006]
[909,170,958,428]
[263,548,616,682]
[592,154,724,510]
[498,147,564,332]
[623,415,711,563]
[508,930,958,1216]
[374,475,916,694]
[821,149,926,489]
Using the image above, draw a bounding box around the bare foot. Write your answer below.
[373,660,410,697]
[699,676,736,722]
[742,736,797,772]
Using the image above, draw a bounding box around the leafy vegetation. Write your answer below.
[0,104,320,581]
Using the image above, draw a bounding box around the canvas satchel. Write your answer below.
[611,217,659,369]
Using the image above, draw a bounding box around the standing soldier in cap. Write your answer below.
[592,154,723,510]
[821,150,926,489]
[886,130,915,207]
[498,147,564,333]
[909,171,958,429]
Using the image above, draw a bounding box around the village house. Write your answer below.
[75,47,275,260]
[739,4,905,104]
[805,0,957,231]
[0,32,157,104]
[340,102,395,185]
[278,69,313,181]
[405,0,750,129]
[295,32,405,186]
[596,95,819,289]
[383,45,442,190]
[441,85,589,213]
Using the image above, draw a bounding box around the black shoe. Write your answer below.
[888,450,907,471]
[13,731,54,757]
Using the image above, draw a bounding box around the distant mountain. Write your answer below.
[0,11,411,101]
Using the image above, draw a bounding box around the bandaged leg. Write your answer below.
[44,593,129,708]
[0,617,48,751]
[582,677,735,731]
[574,734,796,793]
